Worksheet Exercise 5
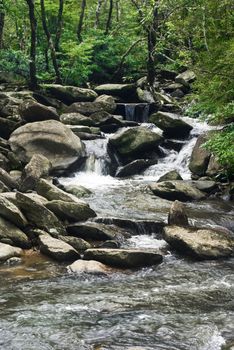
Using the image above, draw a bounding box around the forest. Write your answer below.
[0,0,233,175]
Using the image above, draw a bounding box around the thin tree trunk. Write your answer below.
[44,45,50,72]
[26,0,38,90]
[77,0,86,43]
[55,0,64,51]
[95,0,103,29]
[115,0,120,22]
[40,0,62,84]
[105,0,113,35]
[202,6,209,52]
[0,0,5,49]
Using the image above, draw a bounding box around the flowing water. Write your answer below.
[0,112,234,350]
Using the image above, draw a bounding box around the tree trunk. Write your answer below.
[95,0,103,29]
[77,0,86,43]
[55,0,64,52]
[40,0,62,84]
[0,0,5,49]
[26,0,38,90]
[146,1,159,86]
[105,0,113,35]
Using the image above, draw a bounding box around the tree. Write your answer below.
[77,0,86,43]
[0,0,5,49]
[55,0,64,52]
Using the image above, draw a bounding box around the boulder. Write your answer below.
[43,84,97,104]
[193,180,217,193]
[60,113,95,126]
[206,155,223,177]
[60,236,91,251]
[94,84,136,100]
[15,192,66,237]
[0,195,28,228]
[164,225,234,259]
[0,243,23,262]
[0,154,9,171]
[19,100,59,122]
[175,70,196,87]
[83,248,163,268]
[109,127,163,163]
[116,159,156,177]
[36,178,80,203]
[65,101,115,116]
[0,216,30,248]
[39,234,80,261]
[90,111,123,127]
[67,222,129,241]
[157,170,183,182]
[149,111,193,138]
[189,134,211,176]
[67,259,112,275]
[0,168,18,189]
[0,116,19,139]
[45,200,96,222]
[168,200,188,226]
[0,180,10,193]
[149,181,206,201]
[95,94,116,112]
[20,154,51,192]
[61,184,92,198]
[9,120,85,171]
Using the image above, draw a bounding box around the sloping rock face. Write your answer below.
[175,70,196,86]
[164,226,234,259]
[0,216,30,248]
[158,170,183,182]
[116,159,156,177]
[149,181,205,201]
[65,101,115,116]
[189,134,211,176]
[9,120,85,171]
[0,195,28,228]
[45,200,96,222]
[109,127,163,163]
[67,259,113,275]
[43,84,98,104]
[0,242,22,262]
[19,100,59,122]
[39,234,80,261]
[95,84,136,100]
[149,111,193,138]
[83,248,163,268]
[36,179,79,203]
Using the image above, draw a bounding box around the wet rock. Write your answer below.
[0,153,9,171]
[60,236,91,251]
[0,180,10,193]
[19,100,59,122]
[0,168,18,189]
[95,94,117,113]
[109,127,163,163]
[43,84,97,104]
[100,240,120,248]
[149,111,192,138]
[94,83,136,100]
[0,243,23,262]
[206,155,223,177]
[67,222,130,241]
[0,116,19,139]
[67,259,112,275]
[83,248,163,268]
[90,111,123,127]
[164,225,234,259]
[116,159,156,177]
[9,120,85,171]
[36,178,79,203]
[175,70,196,87]
[168,200,188,226]
[65,101,114,116]
[0,195,28,228]
[45,200,96,222]
[20,154,51,192]
[61,184,92,198]
[149,181,206,201]
[60,113,95,127]
[189,133,211,176]
[193,180,217,193]
[0,216,30,248]
[158,170,183,182]
[16,192,66,237]
[39,234,80,261]
[136,87,155,103]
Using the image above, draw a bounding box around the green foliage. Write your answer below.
[0,49,29,77]
[205,126,234,176]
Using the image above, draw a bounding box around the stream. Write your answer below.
[0,110,233,350]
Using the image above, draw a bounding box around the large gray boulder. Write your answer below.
[0,216,30,248]
[60,236,91,251]
[164,225,234,259]
[189,134,211,176]
[149,111,193,138]
[45,200,96,222]
[109,127,163,162]
[84,248,163,268]
[36,179,80,203]
[39,234,80,261]
[95,94,116,112]
[43,84,98,104]
[67,259,113,275]
[15,192,66,237]
[9,120,85,171]
[60,113,95,126]
[157,170,183,182]
[19,100,59,122]
[0,195,28,228]
[149,181,206,201]
[65,101,115,116]
[116,159,156,177]
[175,70,196,87]
[94,84,136,100]
[168,200,188,226]
[0,168,18,189]
[0,242,23,262]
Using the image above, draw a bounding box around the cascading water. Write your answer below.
[122,103,151,123]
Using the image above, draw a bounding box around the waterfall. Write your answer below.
[117,103,151,123]
[83,138,111,175]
